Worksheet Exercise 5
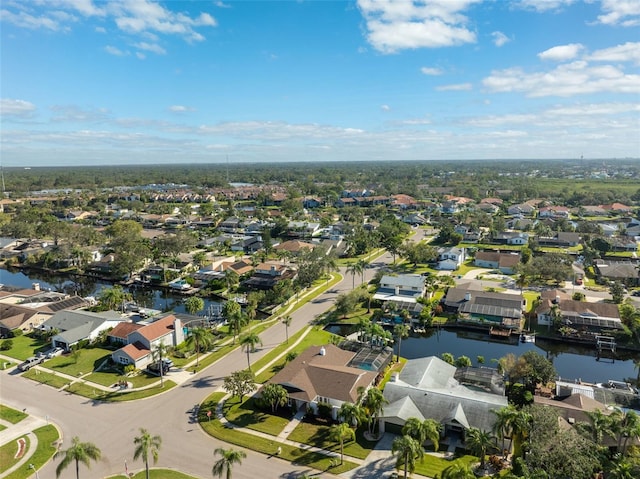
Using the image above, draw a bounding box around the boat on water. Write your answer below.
[521,333,536,343]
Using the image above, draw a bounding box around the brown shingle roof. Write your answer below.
[267,345,377,404]
[138,314,177,341]
[109,322,143,340]
[120,341,151,361]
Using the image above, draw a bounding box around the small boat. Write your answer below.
[521,333,536,343]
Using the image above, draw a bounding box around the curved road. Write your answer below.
[2,249,395,479]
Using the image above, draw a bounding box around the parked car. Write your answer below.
[631,290,640,297]
[46,347,64,359]
[17,356,45,372]
[147,359,173,375]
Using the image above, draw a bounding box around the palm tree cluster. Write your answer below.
[54,431,248,479]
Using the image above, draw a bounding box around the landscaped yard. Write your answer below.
[286,419,376,460]
[2,425,59,479]
[45,347,112,377]
[413,452,479,478]
[0,334,49,361]
[0,435,29,475]
[223,396,290,436]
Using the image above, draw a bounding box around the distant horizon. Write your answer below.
[2,1,639,166]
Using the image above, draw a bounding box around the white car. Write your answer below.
[46,347,64,359]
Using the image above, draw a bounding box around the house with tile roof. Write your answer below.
[474,251,521,274]
[264,344,378,420]
[110,314,185,369]
[379,356,507,442]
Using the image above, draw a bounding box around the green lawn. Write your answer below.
[413,453,479,478]
[199,392,358,474]
[223,396,290,436]
[3,425,59,479]
[22,369,71,389]
[0,405,28,424]
[0,334,49,361]
[45,347,112,377]
[0,435,29,474]
[286,420,376,460]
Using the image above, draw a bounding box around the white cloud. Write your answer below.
[436,83,473,91]
[215,1,232,8]
[134,42,166,55]
[357,0,478,53]
[0,98,37,118]
[95,25,105,33]
[587,42,640,65]
[381,104,391,111]
[169,105,195,113]
[421,66,443,75]
[104,45,128,56]
[483,60,640,97]
[50,105,111,122]
[491,31,510,47]
[597,0,640,27]
[515,0,576,12]
[1,0,217,45]
[538,43,583,61]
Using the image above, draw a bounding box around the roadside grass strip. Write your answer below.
[3,425,59,479]
[0,405,29,424]
[23,369,71,389]
[99,381,177,402]
[0,436,29,474]
[199,393,358,474]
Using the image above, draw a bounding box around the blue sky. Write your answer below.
[1,0,639,167]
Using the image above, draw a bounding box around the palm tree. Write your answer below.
[239,332,262,371]
[338,402,364,429]
[329,422,355,465]
[359,387,388,437]
[511,409,532,458]
[223,300,244,343]
[610,409,640,454]
[356,258,368,285]
[391,435,424,479]
[184,296,205,316]
[393,323,410,363]
[346,262,358,289]
[152,342,171,388]
[403,418,442,452]
[186,326,215,368]
[281,315,292,344]
[133,428,162,479]
[54,436,101,479]
[492,405,518,458]
[438,462,475,479]
[576,409,614,445]
[212,447,246,479]
[465,427,497,469]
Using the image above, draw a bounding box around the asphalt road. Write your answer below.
[2,250,394,479]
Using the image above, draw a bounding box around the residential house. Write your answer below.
[505,217,535,231]
[443,286,523,329]
[40,310,124,352]
[373,274,426,316]
[287,221,321,238]
[491,231,529,245]
[218,217,244,233]
[436,247,465,271]
[0,304,51,337]
[601,203,633,214]
[401,213,428,226]
[110,314,185,369]
[273,240,315,255]
[392,194,419,210]
[507,203,536,216]
[454,225,482,243]
[535,290,623,331]
[538,206,570,218]
[593,260,640,287]
[243,261,296,290]
[379,356,507,441]
[230,235,263,254]
[474,251,521,274]
[537,232,581,247]
[264,344,378,420]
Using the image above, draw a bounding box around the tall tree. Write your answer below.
[223,300,243,343]
[239,332,262,371]
[329,422,355,465]
[338,402,364,429]
[391,435,424,479]
[212,447,246,479]
[393,323,410,363]
[281,315,292,344]
[402,417,441,451]
[133,428,162,479]
[186,326,215,368]
[260,383,288,413]
[222,370,255,402]
[359,387,388,436]
[152,342,170,388]
[54,436,102,479]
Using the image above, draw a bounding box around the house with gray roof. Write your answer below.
[379,356,507,443]
[40,310,124,351]
[443,286,524,329]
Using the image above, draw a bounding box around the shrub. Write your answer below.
[316,402,333,421]
[12,329,23,337]
[0,339,13,351]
